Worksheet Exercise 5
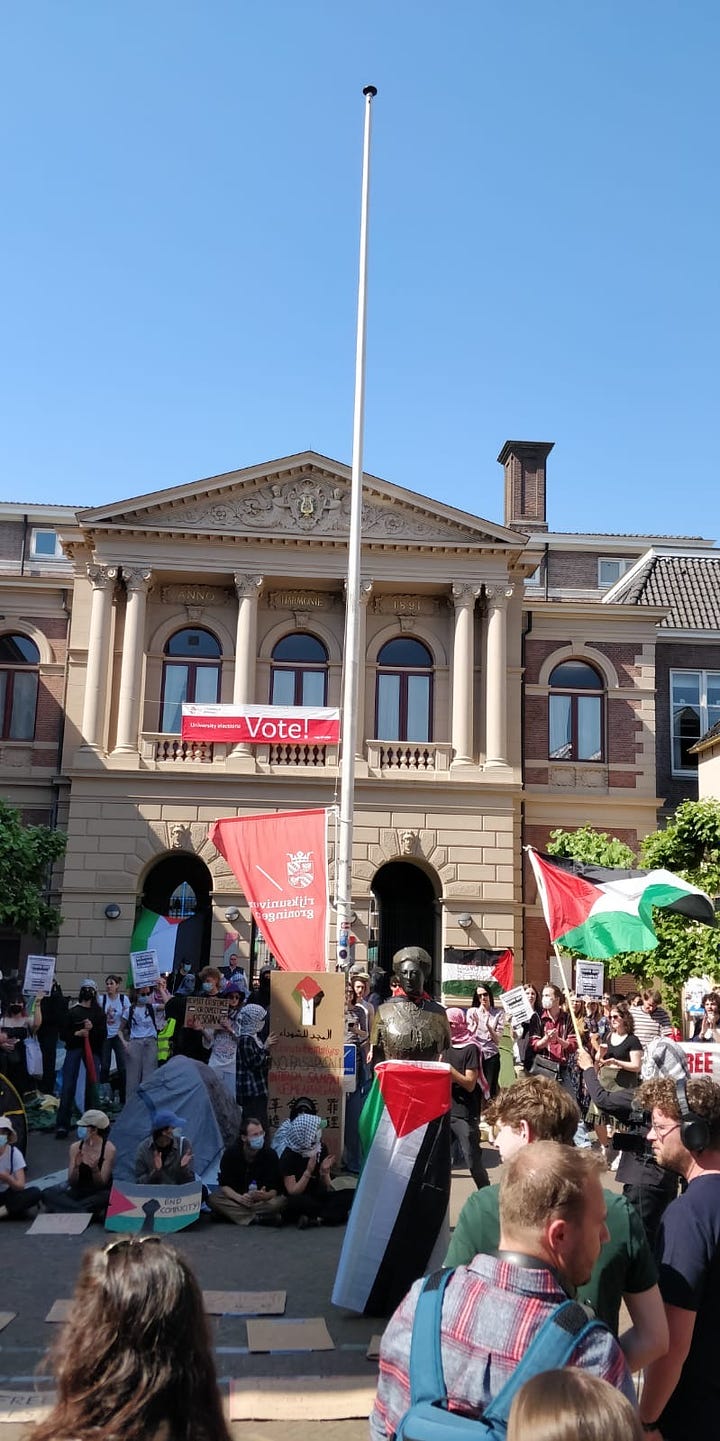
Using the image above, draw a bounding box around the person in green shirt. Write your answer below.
[445,1075,668,1374]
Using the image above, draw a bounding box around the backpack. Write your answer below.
[394,1269,607,1441]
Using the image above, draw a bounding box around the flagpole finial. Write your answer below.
[363,84,378,97]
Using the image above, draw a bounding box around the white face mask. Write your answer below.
[0,1136,8,1150]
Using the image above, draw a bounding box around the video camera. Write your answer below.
[612,1104,654,1158]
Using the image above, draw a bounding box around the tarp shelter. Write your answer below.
[0,1073,27,1154]
[110,1057,240,1184]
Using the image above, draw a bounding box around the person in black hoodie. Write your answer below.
[35,981,68,1096]
[55,981,106,1139]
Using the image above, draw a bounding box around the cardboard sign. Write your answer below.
[246,1317,334,1353]
[23,954,56,994]
[27,1213,92,1235]
[0,1393,53,1422]
[0,1315,15,1334]
[184,995,231,1027]
[104,1181,202,1233]
[500,985,533,1026]
[229,1376,375,1420]
[268,970,345,1140]
[575,961,605,999]
[680,1041,720,1079]
[202,1289,286,1315]
[182,703,340,744]
[45,1301,71,1323]
[130,949,161,987]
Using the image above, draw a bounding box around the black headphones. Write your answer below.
[677,1078,710,1153]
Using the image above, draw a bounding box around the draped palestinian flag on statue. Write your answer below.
[332,1060,451,1317]
[527,848,715,959]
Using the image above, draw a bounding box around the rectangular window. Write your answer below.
[270,670,295,707]
[406,674,431,742]
[30,529,62,559]
[671,670,720,775]
[577,695,602,761]
[549,694,572,760]
[377,673,400,739]
[160,664,189,733]
[301,670,326,707]
[598,557,633,588]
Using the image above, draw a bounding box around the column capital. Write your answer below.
[234,573,263,600]
[122,566,153,593]
[484,584,515,611]
[451,582,481,609]
[86,563,119,591]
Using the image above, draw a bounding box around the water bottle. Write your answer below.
[249,1181,258,1193]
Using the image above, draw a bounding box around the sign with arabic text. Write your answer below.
[268,970,345,1140]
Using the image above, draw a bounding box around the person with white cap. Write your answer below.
[134,1109,194,1185]
[0,1115,41,1220]
[42,1109,116,1217]
[55,980,107,1139]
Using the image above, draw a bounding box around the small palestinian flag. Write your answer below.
[442,946,514,1002]
[528,848,715,959]
[129,907,205,982]
[332,1060,451,1317]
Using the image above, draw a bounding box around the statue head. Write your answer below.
[169,822,189,850]
[400,829,417,856]
[392,945,432,1000]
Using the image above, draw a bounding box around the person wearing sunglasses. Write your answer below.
[28,1236,232,1441]
[467,984,505,1098]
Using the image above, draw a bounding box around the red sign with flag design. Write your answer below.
[209,809,330,972]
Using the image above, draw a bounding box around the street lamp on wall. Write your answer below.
[104,903,121,920]
[225,906,241,922]
[457,913,474,930]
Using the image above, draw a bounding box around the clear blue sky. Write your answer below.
[2,2,718,538]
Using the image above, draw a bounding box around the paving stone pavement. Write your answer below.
[1,1130,502,1440]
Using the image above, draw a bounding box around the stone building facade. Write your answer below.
[0,444,715,996]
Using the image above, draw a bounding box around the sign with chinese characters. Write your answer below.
[268,971,345,1142]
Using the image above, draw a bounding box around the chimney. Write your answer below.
[498,440,553,531]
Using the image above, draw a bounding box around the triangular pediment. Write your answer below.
[76,451,526,551]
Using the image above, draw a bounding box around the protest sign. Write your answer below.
[184,995,230,1027]
[269,970,344,1139]
[575,961,604,999]
[104,1181,202,1234]
[130,949,161,987]
[500,985,533,1026]
[23,954,55,994]
[680,1041,720,1080]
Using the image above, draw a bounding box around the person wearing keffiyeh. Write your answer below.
[235,1004,274,1128]
[278,1112,353,1229]
[441,1008,490,1190]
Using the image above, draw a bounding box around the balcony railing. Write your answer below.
[139,734,453,774]
[366,740,453,772]
[141,734,222,764]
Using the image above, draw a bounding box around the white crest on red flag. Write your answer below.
[209,810,329,972]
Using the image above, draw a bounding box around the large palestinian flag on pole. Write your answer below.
[528,848,715,959]
[332,1060,451,1317]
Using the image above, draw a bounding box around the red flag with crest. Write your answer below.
[209,809,330,972]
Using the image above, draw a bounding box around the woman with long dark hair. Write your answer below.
[29,1236,232,1441]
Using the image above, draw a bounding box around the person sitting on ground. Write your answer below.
[507,1369,643,1441]
[371,1142,635,1441]
[280,1112,353,1229]
[42,1109,116,1218]
[208,1116,286,1226]
[134,1109,194,1185]
[445,1076,668,1371]
[0,1114,41,1220]
[27,1236,233,1441]
[270,1095,319,1156]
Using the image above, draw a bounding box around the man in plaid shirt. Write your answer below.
[370,1142,636,1441]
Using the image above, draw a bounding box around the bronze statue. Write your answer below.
[371,946,450,1062]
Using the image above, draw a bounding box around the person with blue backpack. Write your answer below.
[370,1141,636,1441]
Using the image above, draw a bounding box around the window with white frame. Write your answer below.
[30,528,63,559]
[670,670,720,774]
[598,557,634,588]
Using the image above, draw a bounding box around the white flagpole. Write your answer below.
[336,84,377,970]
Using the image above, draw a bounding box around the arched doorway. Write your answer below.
[371,861,440,992]
[139,854,213,973]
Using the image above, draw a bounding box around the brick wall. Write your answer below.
[0,521,24,565]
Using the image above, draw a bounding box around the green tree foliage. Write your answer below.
[0,799,67,936]
[545,805,720,1004]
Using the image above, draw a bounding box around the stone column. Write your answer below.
[114,568,153,753]
[451,583,480,766]
[80,563,118,750]
[232,574,263,755]
[484,586,513,768]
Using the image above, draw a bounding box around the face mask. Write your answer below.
[77,1125,88,1141]
[172,1128,182,1138]
[247,1134,265,1151]
[0,1136,8,1150]
[201,982,213,994]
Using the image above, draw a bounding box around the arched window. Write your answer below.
[160,628,222,733]
[270,633,328,706]
[0,633,40,740]
[549,660,604,761]
[376,637,433,742]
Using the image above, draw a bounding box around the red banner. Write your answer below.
[182,704,340,744]
[209,809,330,973]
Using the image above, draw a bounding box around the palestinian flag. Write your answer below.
[129,908,205,980]
[442,946,514,1001]
[332,1060,451,1317]
[528,848,715,959]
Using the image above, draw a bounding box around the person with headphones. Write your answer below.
[635,1074,720,1441]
